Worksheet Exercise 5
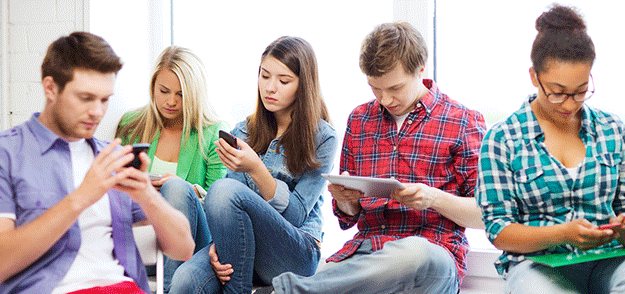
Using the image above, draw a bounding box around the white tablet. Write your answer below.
[322,174,406,198]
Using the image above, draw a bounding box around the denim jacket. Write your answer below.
[226,120,337,241]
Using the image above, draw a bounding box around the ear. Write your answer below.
[529,67,539,87]
[42,76,59,103]
[416,65,426,79]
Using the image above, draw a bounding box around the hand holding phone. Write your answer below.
[219,130,237,148]
[125,143,150,169]
[148,173,162,181]
[598,223,620,230]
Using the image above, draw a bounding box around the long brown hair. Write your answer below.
[247,36,330,176]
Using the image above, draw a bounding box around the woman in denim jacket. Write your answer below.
[170,36,338,294]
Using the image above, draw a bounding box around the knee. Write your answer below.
[160,178,195,208]
[205,178,250,213]
[385,237,445,273]
[170,260,210,293]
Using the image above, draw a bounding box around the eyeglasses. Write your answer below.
[535,73,595,104]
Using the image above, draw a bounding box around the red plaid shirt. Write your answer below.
[328,79,486,282]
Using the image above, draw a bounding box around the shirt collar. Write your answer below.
[520,94,598,141]
[26,112,97,155]
[377,78,439,118]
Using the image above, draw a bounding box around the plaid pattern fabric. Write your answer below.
[476,94,625,274]
[328,80,486,282]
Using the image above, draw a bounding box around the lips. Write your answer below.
[265,96,277,102]
[81,121,98,128]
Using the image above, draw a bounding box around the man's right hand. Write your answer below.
[71,138,134,209]
[328,171,364,216]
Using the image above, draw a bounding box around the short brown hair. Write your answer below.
[41,31,123,92]
[359,22,428,77]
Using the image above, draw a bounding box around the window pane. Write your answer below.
[437,0,625,125]
[173,0,393,257]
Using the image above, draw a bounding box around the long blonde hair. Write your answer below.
[116,46,219,155]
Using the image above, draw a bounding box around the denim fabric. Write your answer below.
[169,179,321,294]
[505,257,625,294]
[224,120,338,241]
[272,237,458,294]
[159,178,211,293]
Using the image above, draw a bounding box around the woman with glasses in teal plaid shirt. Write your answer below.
[476,4,625,294]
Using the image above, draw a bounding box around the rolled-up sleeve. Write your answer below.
[476,127,519,243]
[267,180,290,213]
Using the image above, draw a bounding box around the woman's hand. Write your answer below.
[209,244,233,285]
[562,218,616,250]
[609,213,625,247]
[150,173,179,191]
[215,138,264,174]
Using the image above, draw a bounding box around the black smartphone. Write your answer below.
[125,143,150,169]
[219,130,237,148]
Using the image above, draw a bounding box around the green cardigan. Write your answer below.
[117,111,228,191]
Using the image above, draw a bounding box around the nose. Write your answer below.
[165,93,177,106]
[265,78,277,93]
[378,90,392,106]
[559,95,580,111]
[89,101,106,118]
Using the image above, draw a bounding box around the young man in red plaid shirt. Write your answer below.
[271,22,487,294]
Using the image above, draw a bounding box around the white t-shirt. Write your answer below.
[52,139,132,294]
[391,112,410,134]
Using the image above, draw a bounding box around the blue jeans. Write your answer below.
[505,257,625,294]
[272,236,459,294]
[160,178,212,293]
[169,178,321,294]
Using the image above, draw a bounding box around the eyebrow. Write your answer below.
[546,81,589,90]
[260,67,295,79]
[368,82,405,90]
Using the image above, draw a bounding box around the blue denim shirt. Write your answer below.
[226,120,337,241]
[0,113,149,294]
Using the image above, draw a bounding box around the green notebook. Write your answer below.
[526,246,625,267]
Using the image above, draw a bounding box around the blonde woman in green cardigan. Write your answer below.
[115,46,227,293]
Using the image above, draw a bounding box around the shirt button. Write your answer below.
[381,225,386,230]
[416,103,422,108]
[407,120,413,124]
[390,176,395,180]
[393,146,397,151]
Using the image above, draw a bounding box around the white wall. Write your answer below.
[0,0,87,130]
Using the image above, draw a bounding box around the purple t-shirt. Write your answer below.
[0,113,149,294]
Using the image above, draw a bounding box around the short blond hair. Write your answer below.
[359,22,428,77]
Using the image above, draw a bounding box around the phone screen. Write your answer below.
[125,143,150,169]
[219,130,237,148]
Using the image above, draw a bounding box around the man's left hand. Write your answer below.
[390,183,438,211]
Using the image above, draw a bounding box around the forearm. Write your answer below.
[431,190,485,229]
[493,223,566,253]
[0,194,84,282]
[138,191,194,261]
[248,167,277,201]
[336,200,361,216]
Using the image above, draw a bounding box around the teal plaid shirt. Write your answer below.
[476,94,625,274]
